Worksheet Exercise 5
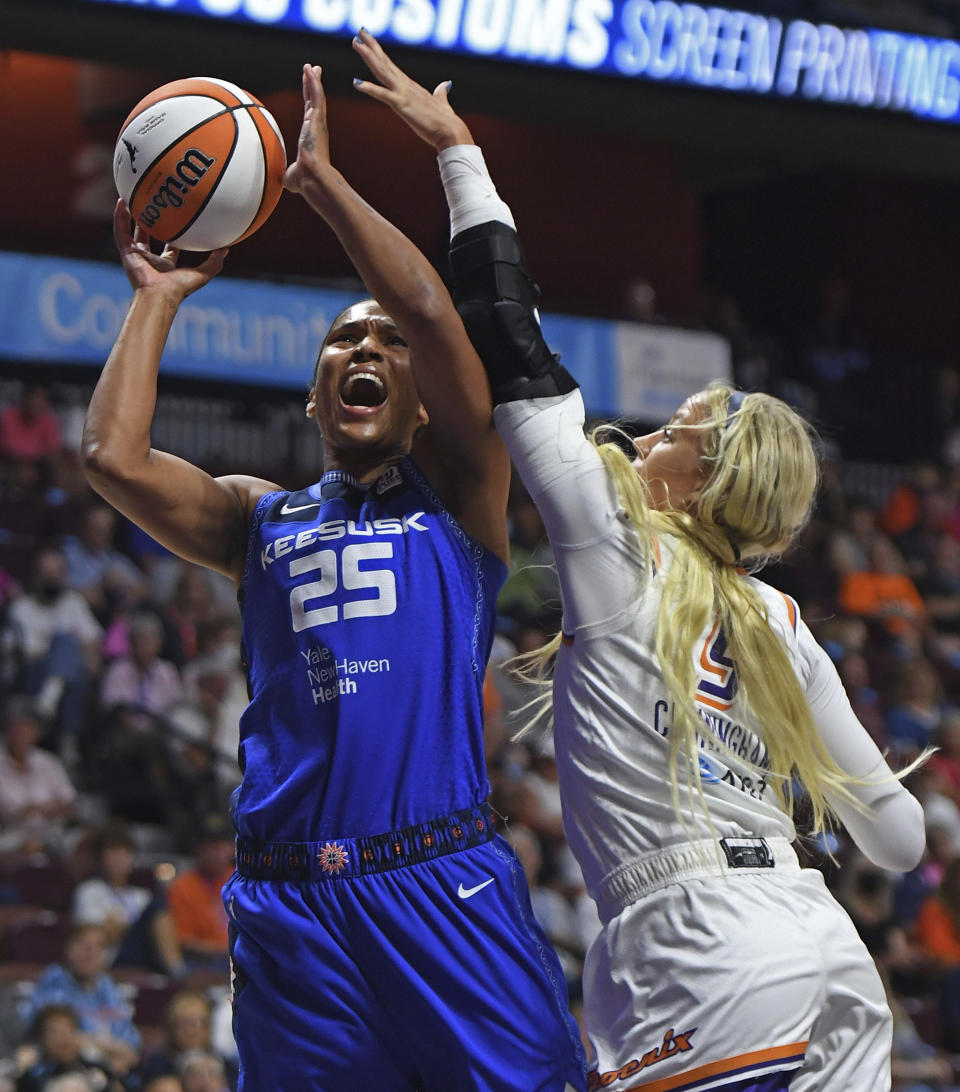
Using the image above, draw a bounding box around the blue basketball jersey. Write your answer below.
[233,458,507,842]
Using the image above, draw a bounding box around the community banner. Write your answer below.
[0,250,730,420]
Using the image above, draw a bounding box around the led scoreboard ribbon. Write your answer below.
[77,0,960,123]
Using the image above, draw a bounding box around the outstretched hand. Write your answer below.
[284,64,331,197]
[114,200,227,299]
[351,29,474,150]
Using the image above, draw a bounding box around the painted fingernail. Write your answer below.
[353,77,363,86]
[445,80,453,91]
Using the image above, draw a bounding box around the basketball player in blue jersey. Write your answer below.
[350,30,927,1092]
[81,64,585,1092]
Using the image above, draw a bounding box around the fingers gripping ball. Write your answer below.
[114,77,286,251]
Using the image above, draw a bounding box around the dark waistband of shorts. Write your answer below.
[235,803,494,881]
[595,836,799,923]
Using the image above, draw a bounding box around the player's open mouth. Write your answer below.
[339,371,387,412]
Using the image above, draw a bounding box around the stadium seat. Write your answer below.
[0,857,75,911]
[3,909,71,965]
[114,967,179,1026]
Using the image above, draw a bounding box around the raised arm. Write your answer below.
[284,59,508,560]
[81,204,281,584]
[351,30,576,410]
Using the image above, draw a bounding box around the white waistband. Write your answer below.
[595,837,800,924]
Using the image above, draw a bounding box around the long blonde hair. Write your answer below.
[520,384,878,837]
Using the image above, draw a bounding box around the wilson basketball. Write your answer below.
[113,77,286,251]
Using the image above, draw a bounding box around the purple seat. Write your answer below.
[4,909,71,965]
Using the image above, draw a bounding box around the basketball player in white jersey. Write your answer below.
[349,29,928,1092]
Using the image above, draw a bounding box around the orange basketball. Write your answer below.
[113,77,286,251]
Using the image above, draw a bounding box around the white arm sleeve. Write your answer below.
[439,147,644,632]
[495,392,645,632]
[799,622,925,871]
[437,145,516,237]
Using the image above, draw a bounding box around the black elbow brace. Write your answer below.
[449,222,578,405]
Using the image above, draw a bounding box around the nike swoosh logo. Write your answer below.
[457,878,495,899]
[280,500,321,515]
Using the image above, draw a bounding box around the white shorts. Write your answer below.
[582,839,892,1091]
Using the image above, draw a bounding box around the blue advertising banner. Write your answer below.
[0,250,729,419]
[76,0,960,124]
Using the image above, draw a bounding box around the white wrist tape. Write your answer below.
[438,144,516,239]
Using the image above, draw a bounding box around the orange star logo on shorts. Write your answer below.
[318,842,349,874]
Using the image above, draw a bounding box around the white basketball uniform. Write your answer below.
[492,390,925,1092]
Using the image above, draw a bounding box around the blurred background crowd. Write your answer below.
[6,0,960,1087]
[4,289,960,1089]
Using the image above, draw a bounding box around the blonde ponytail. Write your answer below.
[518,384,892,838]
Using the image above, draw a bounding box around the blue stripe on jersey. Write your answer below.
[232,459,507,842]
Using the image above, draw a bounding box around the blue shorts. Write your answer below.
[224,810,586,1091]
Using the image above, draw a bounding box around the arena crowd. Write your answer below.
[3,283,960,1090]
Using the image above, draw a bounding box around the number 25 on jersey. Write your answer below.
[289,543,397,630]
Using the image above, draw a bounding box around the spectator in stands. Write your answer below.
[86,612,184,832]
[762,516,839,623]
[893,817,960,941]
[800,273,872,443]
[7,548,102,757]
[0,386,61,468]
[24,924,140,1079]
[166,815,233,977]
[142,1079,183,1092]
[914,856,960,971]
[0,992,21,1049]
[928,712,960,806]
[162,569,217,668]
[837,650,888,748]
[913,857,960,1054]
[508,822,585,991]
[700,288,784,394]
[623,275,670,325]
[43,1080,98,1092]
[496,482,559,628]
[915,532,960,638]
[61,504,147,618]
[72,818,185,978]
[0,696,76,859]
[176,613,244,782]
[13,1004,121,1092]
[143,612,243,852]
[915,765,960,864]
[885,657,946,760]
[837,851,930,999]
[137,991,237,1092]
[827,496,884,577]
[482,667,508,764]
[0,456,55,593]
[493,614,555,731]
[881,462,943,538]
[885,969,960,1092]
[158,716,233,857]
[893,475,953,575]
[12,1000,123,1092]
[838,536,928,641]
[99,611,182,728]
[178,1051,230,1092]
[523,734,565,848]
[0,982,26,1091]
